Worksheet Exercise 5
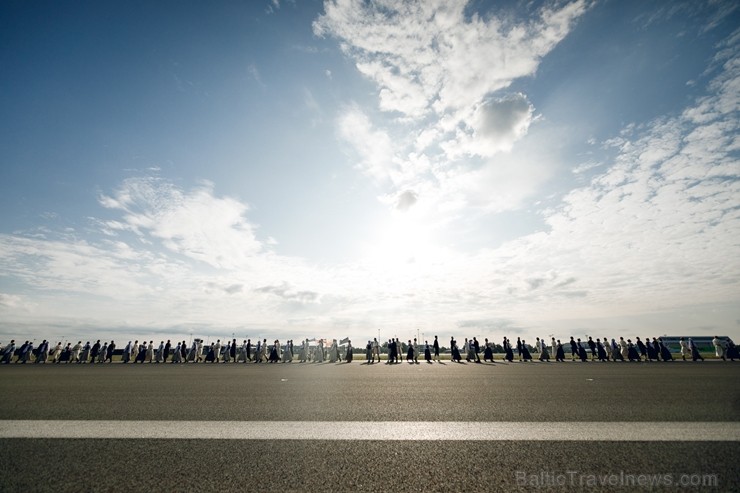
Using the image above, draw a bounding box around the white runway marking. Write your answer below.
[1,421,738,441]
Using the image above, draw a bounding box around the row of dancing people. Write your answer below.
[498,336,734,362]
[1,335,737,364]
[0,338,355,364]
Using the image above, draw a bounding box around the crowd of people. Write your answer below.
[0,334,737,365]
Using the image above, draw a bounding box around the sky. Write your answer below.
[0,0,738,347]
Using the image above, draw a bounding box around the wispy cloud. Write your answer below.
[99,177,262,269]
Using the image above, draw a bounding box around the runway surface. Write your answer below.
[1,360,738,491]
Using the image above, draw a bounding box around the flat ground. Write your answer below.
[0,360,738,492]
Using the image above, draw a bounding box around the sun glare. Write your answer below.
[363,210,440,271]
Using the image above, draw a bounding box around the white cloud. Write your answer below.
[442,93,535,158]
[317,0,590,219]
[314,0,589,118]
[99,177,262,269]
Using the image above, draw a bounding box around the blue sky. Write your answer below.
[1,0,738,346]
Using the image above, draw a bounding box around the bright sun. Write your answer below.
[364,210,440,270]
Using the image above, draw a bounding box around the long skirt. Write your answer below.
[452,347,462,362]
[522,347,533,361]
[597,345,607,361]
[659,344,673,361]
[726,343,739,360]
[505,347,514,362]
[483,346,493,361]
[539,347,549,361]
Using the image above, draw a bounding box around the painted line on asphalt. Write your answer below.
[0,421,738,441]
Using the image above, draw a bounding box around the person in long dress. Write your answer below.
[1,340,15,364]
[330,339,340,363]
[521,340,533,362]
[636,337,648,361]
[645,339,657,361]
[689,338,704,361]
[345,341,353,363]
[712,336,726,361]
[575,339,587,362]
[538,338,550,362]
[155,341,164,363]
[555,340,565,362]
[451,339,462,363]
[627,340,641,362]
[610,339,623,361]
[52,342,63,363]
[314,339,324,363]
[196,340,204,362]
[658,338,673,361]
[97,343,107,363]
[90,341,100,363]
[79,342,90,363]
[212,340,221,363]
[465,338,475,362]
[135,342,147,363]
[386,339,395,364]
[259,339,268,362]
[406,340,415,363]
[516,337,523,362]
[34,340,48,364]
[122,341,132,363]
[70,341,82,363]
[595,339,606,362]
[504,337,514,362]
[569,337,578,361]
[551,338,557,360]
[587,337,596,361]
[145,341,154,363]
[268,340,279,363]
[652,338,663,361]
[603,338,612,361]
[59,343,71,363]
[131,341,139,362]
[424,341,432,363]
[18,341,33,363]
[619,337,629,360]
[679,337,691,361]
[483,338,493,362]
[205,343,215,363]
[282,340,293,363]
[300,339,309,363]
[172,343,182,363]
[159,341,168,362]
[237,341,247,362]
[725,338,738,361]
[229,339,237,363]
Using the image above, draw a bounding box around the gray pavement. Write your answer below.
[0,361,738,491]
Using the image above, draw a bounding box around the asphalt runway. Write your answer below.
[1,360,738,491]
